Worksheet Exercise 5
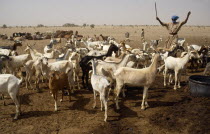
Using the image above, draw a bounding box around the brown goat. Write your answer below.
[99,34,108,41]
[49,71,71,111]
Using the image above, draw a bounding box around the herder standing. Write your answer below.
[141,29,145,42]
[125,32,130,41]
[156,11,191,48]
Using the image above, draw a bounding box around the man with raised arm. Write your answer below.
[156,11,191,48]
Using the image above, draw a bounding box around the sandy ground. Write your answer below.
[0,26,210,134]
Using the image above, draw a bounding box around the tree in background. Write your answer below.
[37,24,44,27]
[83,23,87,27]
[63,23,78,27]
[90,24,95,29]
[2,24,7,28]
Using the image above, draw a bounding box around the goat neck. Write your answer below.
[181,52,191,65]
[91,59,97,75]
[28,47,37,60]
[118,54,131,67]
[148,53,160,74]
[63,49,71,60]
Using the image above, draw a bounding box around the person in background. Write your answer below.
[141,29,145,42]
[125,32,130,42]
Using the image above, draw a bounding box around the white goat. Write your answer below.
[4,54,30,75]
[33,58,47,90]
[69,52,81,90]
[43,49,60,59]
[114,53,160,110]
[81,40,104,50]
[40,58,75,92]
[0,49,11,56]
[96,54,136,80]
[177,38,186,46]
[91,59,110,122]
[25,45,43,60]
[44,40,56,54]
[164,52,192,90]
[0,74,22,119]
[187,44,201,51]
[40,58,73,76]
[24,60,35,90]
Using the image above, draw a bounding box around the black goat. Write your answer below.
[79,43,119,89]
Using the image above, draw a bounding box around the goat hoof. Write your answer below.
[13,117,18,120]
[178,86,181,88]
[145,105,150,108]
[93,105,96,109]
[60,99,63,102]
[141,106,146,110]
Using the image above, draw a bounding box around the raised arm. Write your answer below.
[175,11,191,33]
[180,11,191,26]
[156,17,168,27]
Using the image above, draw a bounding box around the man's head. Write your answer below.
[171,15,179,23]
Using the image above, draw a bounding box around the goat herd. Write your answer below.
[0,32,210,122]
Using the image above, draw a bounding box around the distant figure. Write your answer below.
[125,32,130,41]
[75,31,78,38]
[156,11,191,48]
[141,29,145,42]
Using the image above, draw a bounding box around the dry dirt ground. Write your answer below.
[0,26,210,134]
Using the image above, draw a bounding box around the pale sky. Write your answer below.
[0,0,210,26]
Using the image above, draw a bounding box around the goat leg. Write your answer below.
[81,72,86,89]
[141,86,148,110]
[93,90,96,109]
[85,72,90,90]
